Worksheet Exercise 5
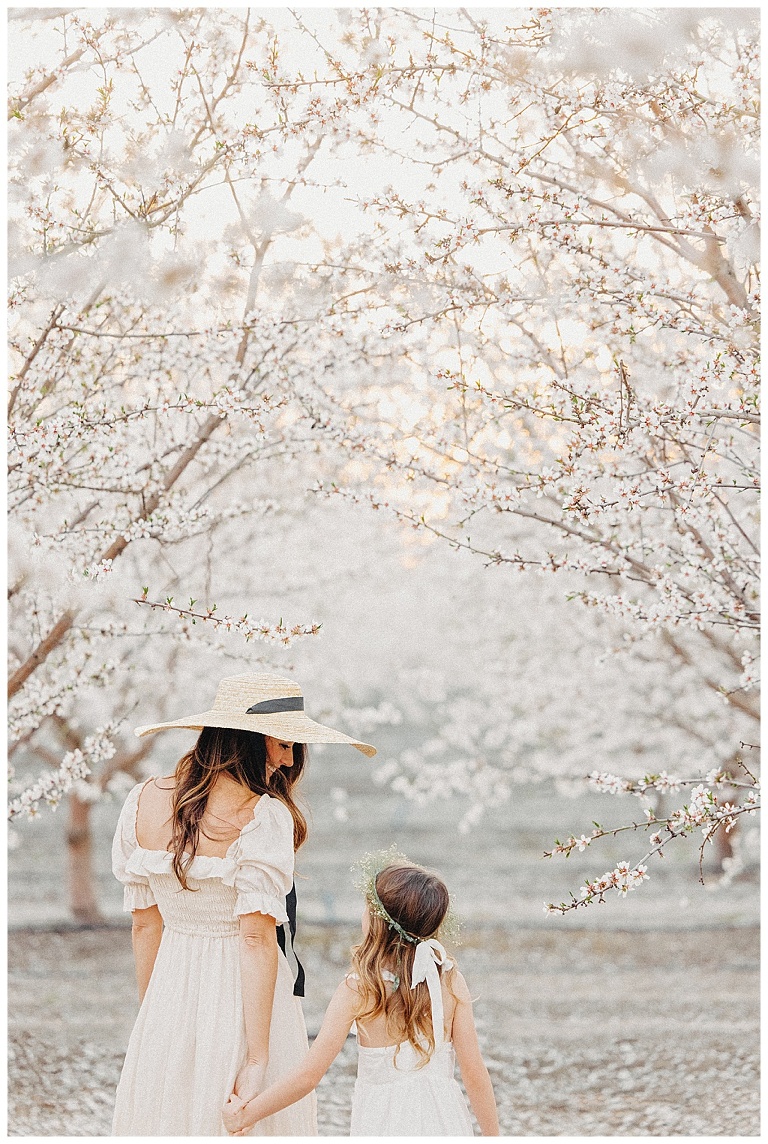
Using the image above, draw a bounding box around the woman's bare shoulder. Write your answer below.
[137,775,175,806]
[151,774,176,791]
[135,776,175,842]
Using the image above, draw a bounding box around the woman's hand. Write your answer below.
[233,1059,266,1103]
[222,1093,258,1136]
[223,1058,266,1134]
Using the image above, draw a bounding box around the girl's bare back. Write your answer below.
[353,972,459,1048]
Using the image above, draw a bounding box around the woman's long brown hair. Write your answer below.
[351,865,454,1065]
[169,726,308,889]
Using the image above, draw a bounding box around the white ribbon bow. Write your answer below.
[410,938,451,1048]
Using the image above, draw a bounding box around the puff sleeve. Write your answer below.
[111,780,157,912]
[229,796,294,924]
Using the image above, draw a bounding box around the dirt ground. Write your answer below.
[8,922,759,1137]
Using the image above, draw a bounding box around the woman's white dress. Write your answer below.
[111,780,317,1137]
[350,968,474,1136]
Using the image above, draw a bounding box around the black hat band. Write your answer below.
[246,696,305,715]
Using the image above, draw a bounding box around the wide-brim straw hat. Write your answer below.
[134,672,376,757]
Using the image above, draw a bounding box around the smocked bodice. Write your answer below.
[126,850,242,936]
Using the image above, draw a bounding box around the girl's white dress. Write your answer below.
[350,968,474,1136]
[111,780,317,1137]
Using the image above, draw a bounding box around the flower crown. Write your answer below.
[351,845,461,945]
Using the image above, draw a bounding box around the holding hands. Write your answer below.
[222,1059,265,1136]
[222,1092,259,1136]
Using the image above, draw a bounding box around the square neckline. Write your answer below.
[132,777,269,860]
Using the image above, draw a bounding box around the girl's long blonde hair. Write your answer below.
[351,864,454,1065]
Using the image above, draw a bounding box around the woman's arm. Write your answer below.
[223,978,358,1135]
[451,970,500,1136]
[235,911,280,1100]
[131,904,164,1003]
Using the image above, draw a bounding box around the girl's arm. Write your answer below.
[131,904,163,1003]
[223,978,358,1135]
[450,970,500,1136]
[234,912,280,1101]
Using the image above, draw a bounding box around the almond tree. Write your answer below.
[7,8,369,917]
[8,9,759,919]
[258,7,760,907]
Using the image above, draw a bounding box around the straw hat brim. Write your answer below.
[134,709,377,757]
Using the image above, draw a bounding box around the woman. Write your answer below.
[111,671,375,1136]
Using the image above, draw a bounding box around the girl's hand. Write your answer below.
[222,1089,260,1134]
[222,1093,258,1136]
[222,1093,245,1134]
[223,1059,265,1135]
[233,1059,266,1102]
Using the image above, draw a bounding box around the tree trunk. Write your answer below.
[713,821,735,870]
[66,792,103,925]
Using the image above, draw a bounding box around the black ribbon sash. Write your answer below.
[276,883,305,998]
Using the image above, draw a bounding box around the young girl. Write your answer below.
[222,852,499,1136]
